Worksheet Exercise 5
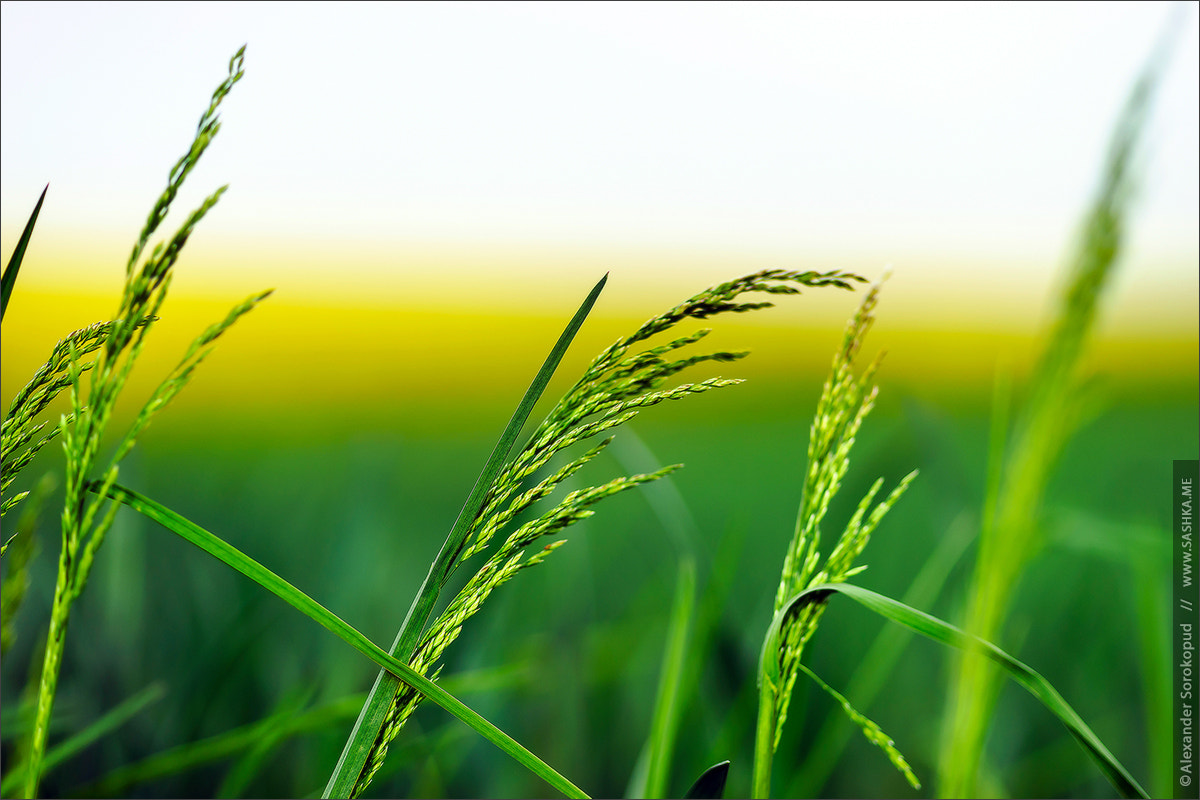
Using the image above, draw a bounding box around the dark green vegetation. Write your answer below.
[1,383,1191,797]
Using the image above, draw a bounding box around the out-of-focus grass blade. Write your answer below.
[97,481,589,800]
[0,682,165,795]
[1,184,48,323]
[216,687,312,798]
[641,558,695,798]
[684,761,730,799]
[772,582,1148,800]
[616,430,701,800]
[327,273,607,799]
[74,694,367,797]
[1050,511,1172,798]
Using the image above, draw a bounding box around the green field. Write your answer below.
[2,368,1194,797]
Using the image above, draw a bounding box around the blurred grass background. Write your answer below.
[1,271,1195,797]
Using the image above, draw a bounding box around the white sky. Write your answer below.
[1,1,1197,329]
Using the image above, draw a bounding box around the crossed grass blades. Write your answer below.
[0,45,273,799]
[333,268,866,798]
[0,39,866,799]
[748,281,1148,800]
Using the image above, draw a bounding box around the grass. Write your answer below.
[938,25,1176,798]
[0,32,1189,800]
[2,45,272,799]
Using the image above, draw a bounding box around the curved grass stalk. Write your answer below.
[788,511,975,797]
[771,582,1148,799]
[753,279,916,797]
[96,481,589,799]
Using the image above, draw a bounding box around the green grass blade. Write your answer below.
[1,184,48,323]
[642,558,696,798]
[772,582,1148,799]
[74,694,367,797]
[97,481,589,799]
[789,512,974,797]
[684,761,730,799]
[0,682,165,795]
[942,27,1175,794]
[326,273,606,798]
[215,687,312,798]
[615,430,701,800]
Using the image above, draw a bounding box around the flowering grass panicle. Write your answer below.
[347,268,865,796]
[11,46,273,799]
[754,281,919,797]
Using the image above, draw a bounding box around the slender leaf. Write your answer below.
[642,558,696,798]
[0,682,165,795]
[684,761,730,799]
[75,694,367,797]
[216,687,313,798]
[616,429,704,800]
[1,184,48,322]
[326,273,606,798]
[771,582,1148,799]
[96,481,589,799]
[790,512,974,797]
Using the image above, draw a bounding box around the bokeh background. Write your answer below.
[2,2,1197,798]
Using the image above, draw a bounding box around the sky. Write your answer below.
[1,1,1197,335]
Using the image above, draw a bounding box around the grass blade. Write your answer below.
[325,273,606,798]
[616,430,702,800]
[0,682,165,795]
[941,24,1177,793]
[789,512,974,797]
[642,558,696,798]
[1,184,48,323]
[771,582,1148,799]
[97,481,589,799]
[684,761,730,799]
[74,694,367,797]
[215,688,313,798]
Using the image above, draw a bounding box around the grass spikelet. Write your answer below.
[1,319,152,517]
[17,46,269,799]
[798,663,920,790]
[342,268,864,797]
[753,280,918,798]
[939,34,1172,798]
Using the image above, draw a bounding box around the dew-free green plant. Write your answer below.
[753,281,918,797]
[329,268,866,798]
[12,44,869,800]
[747,283,1148,800]
[1,45,273,798]
[939,28,1174,798]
